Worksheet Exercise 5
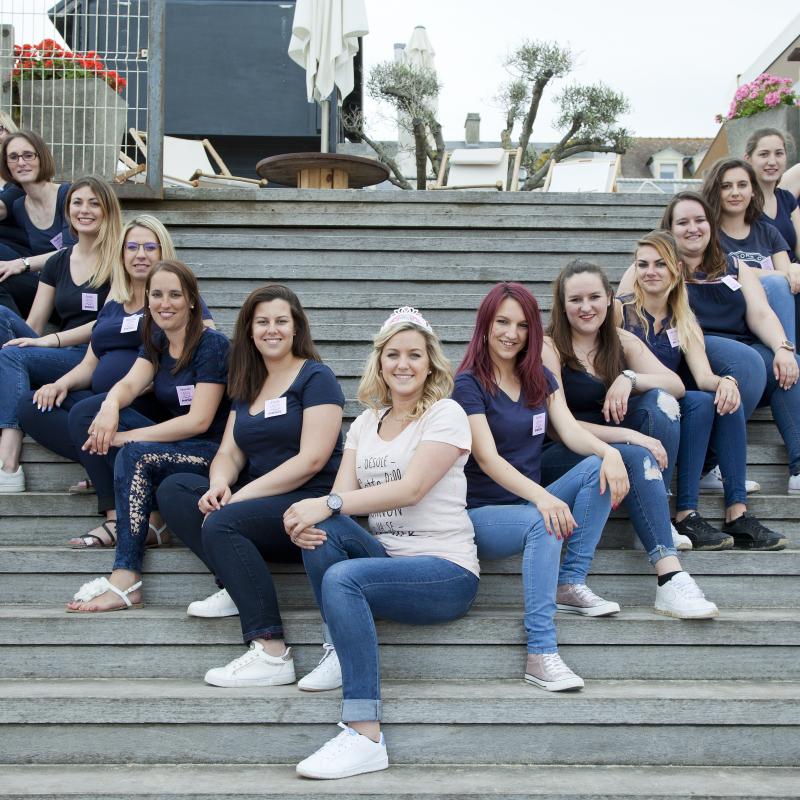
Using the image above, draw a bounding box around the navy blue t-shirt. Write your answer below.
[686,256,753,344]
[0,183,30,256]
[557,365,608,426]
[762,188,798,263]
[11,182,76,254]
[91,298,214,393]
[39,247,110,332]
[718,218,789,271]
[453,368,559,508]
[232,360,345,492]
[137,327,231,441]
[618,294,681,372]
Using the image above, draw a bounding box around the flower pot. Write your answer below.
[726,105,800,161]
[17,76,128,182]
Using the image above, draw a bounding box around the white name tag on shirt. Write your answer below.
[722,275,741,291]
[532,412,546,436]
[265,397,287,418]
[176,385,195,406]
[81,293,98,311]
[666,327,680,348]
[120,314,142,333]
[50,232,64,249]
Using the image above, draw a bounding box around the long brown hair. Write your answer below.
[702,157,764,224]
[142,260,206,375]
[228,284,320,403]
[659,191,728,281]
[548,259,625,387]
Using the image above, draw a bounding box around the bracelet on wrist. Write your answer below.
[720,374,738,387]
[53,333,61,348]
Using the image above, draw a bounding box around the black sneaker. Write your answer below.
[722,512,787,551]
[674,512,733,550]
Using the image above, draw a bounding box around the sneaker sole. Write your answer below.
[690,538,734,551]
[654,605,719,620]
[187,607,239,618]
[204,673,296,688]
[0,485,25,493]
[296,754,389,780]
[556,602,620,617]
[297,681,342,692]
[525,673,584,692]
[730,535,788,551]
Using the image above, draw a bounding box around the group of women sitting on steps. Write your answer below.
[1,125,799,781]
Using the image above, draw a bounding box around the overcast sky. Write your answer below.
[362,0,800,143]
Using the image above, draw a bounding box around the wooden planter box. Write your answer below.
[18,77,128,182]
[726,105,800,161]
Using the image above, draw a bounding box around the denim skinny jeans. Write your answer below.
[157,472,311,644]
[468,455,610,654]
[760,273,796,344]
[302,516,479,722]
[542,390,680,565]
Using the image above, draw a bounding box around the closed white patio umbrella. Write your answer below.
[288,0,369,153]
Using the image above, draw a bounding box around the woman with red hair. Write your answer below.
[453,282,629,691]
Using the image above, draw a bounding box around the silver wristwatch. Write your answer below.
[621,369,638,390]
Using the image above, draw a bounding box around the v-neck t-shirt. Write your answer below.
[718,218,789,271]
[453,368,559,508]
[39,246,110,331]
[232,360,344,490]
[11,182,76,254]
[618,294,681,372]
[345,398,478,576]
[762,189,798,262]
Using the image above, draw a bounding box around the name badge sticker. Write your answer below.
[176,385,195,406]
[120,314,142,334]
[721,275,741,291]
[532,412,547,436]
[666,327,680,348]
[265,397,288,418]
[50,232,64,250]
[81,293,98,311]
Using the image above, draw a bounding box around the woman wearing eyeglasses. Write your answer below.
[17,215,214,543]
[0,130,75,319]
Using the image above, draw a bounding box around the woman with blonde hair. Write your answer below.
[617,230,758,549]
[0,175,120,491]
[283,307,479,780]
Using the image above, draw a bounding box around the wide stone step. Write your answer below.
[2,764,797,800]
[0,606,796,681]
[0,678,797,766]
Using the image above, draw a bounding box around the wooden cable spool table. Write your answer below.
[255,152,390,189]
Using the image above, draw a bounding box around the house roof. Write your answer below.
[621,137,713,178]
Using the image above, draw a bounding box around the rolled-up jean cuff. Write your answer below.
[243,624,284,644]
[341,698,381,723]
[528,646,559,655]
[648,544,678,566]
[0,422,21,430]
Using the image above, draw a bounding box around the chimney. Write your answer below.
[465,113,481,146]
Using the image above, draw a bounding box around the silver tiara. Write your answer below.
[379,306,433,333]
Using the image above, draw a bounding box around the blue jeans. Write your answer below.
[302,515,479,722]
[468,456,610,654]
[0,293,37,336]
[157,473,313,644]
[0,330,87,429]
[542,390,680,564]
[760,273,796,343]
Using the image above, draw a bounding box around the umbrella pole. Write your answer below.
[320,99,330,153]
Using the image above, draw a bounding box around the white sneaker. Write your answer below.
[556,583,620,616]
[634,524,692,552]
[187,588,239,618]
[699,465,760,494]
[654,572,719,620]
[298,644,342,692]
[525,653,584,692]
[0,459,24,493]
[204,641,295,687]
[789,474,800,494]
[296,722,388,779]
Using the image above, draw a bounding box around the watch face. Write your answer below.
[327,494,343,511]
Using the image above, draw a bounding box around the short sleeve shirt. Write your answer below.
[232,360,344,491]
[11,182,76,254]
[138,327,231,440]
[39,247,110,331]
[344,398,478,576]
[763,189,798,262]
[453,369,558,508]
[0,183,30,255]
[718,219,790,271]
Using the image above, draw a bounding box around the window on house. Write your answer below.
[658,162,679,180]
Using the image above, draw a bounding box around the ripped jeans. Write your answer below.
[542,389,680,566]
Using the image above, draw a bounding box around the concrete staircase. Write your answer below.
[1,189,798,798]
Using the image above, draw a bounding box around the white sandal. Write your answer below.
[146,522,171,549]
[66,577,143,613]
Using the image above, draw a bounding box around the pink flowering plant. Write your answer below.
[715,74,799,123]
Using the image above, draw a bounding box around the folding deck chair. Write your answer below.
[432,147,523,191]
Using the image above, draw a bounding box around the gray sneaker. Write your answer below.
[525,653,584,692]
[556,583,620,616]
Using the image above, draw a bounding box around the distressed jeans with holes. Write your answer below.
[302,515,479,722]
[468,455,610,654]
[542,390,680,566]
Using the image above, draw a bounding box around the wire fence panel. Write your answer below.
[1,0,149,184]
